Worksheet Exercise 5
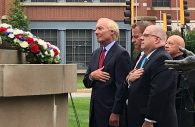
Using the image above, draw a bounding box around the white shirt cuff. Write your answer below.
[145,118,157,123]
[126,78,131,88]
[89,74,93,81]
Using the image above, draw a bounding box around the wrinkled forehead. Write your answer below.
[144,27,162,39]
[96,19,108,26]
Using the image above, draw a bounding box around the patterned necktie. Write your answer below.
[98,47,106,68]
[136,54,147,69]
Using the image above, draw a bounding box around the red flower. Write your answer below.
[53,48,59,56]
[0,27,7,33]
[15,34,22,39]
[46,43,50,48]
[26,37,34,44]
[30,44,39,53]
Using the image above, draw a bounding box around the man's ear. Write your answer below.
[110,30,114,34]
[154,37,160,44]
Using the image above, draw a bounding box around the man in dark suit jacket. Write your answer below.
[120,21,152,127]
[126,21,152,88]
[131,21,153,67]
[127,25,178,127]
[83,18,131,127]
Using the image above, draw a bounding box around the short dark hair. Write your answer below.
[131,21,152,33]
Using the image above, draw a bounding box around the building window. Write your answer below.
[118,29,126,48]
[66,30,92,69]
[31,29,58,46]
[152,0,170,7]
[66,0,92,2]
[100,0,125,2]
[31,0,57,2]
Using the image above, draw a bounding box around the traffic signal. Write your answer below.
[163,13,172,32]
[124,1,131,24]
[180,0,190,25]
[124,0,134,24]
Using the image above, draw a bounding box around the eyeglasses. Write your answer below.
[142,33,161,39]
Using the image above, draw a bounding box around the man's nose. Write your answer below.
[140,36,144,40]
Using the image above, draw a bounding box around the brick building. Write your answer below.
[0,0,195,71]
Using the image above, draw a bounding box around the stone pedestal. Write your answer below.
[0,94,68,127]
[0,49,25,64]
[0,50,77,127]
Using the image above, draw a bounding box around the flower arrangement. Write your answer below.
[0,23,61,64]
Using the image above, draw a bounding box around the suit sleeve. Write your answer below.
[145,55,177,121]
[112,50,131,114]
[83,53,95,88]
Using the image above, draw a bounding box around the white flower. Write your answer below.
[14,38,20,43]
[0,23,61,64]
[6,28,14,33]
[44,50,49,56]
[49,49,55,57]
[13,28,23,35]
[44,49,54,57]
[25,31,33,37]
[6,28,14,38]
[37,39,47,50]
[8,34,14,38]
[33,37,38,42]
[0,23,12,28]
[19,41,29,48]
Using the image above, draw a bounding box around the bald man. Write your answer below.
[165,35,194,127]
[165,35,185,60]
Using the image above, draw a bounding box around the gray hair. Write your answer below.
[132,21,153,33]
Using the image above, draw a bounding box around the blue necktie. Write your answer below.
[136,54,147,68]
[140,57,148,68]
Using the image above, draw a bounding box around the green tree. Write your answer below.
[8,0,30,31]
[185,30,195,53]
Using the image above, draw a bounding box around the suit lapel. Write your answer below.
[143,47,164,68]
[103,42,118,67]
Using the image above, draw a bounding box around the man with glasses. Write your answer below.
[131,21,152,67]
[121,21,151,127]
[127,25,178,127]
[126,21,152,86]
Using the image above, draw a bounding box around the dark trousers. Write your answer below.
[119,105,128,127]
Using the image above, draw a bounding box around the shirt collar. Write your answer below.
[104,41,115,52]
[145,49,156,59]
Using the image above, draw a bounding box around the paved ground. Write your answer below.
[69,88,91,97]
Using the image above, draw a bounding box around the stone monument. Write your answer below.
[0,45,77,127]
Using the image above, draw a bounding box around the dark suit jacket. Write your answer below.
[83,42,131,127]
[127,47,178,127]
[131,52,141,69]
